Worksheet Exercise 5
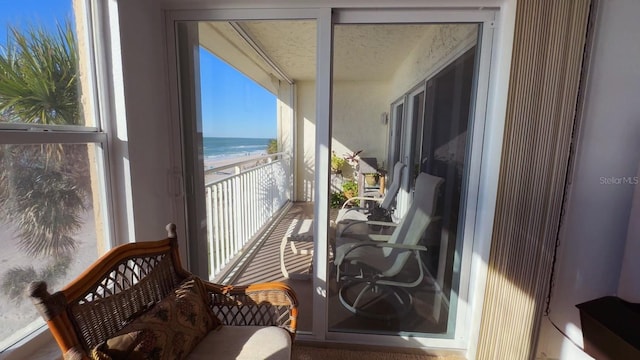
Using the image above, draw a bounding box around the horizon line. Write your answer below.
[202,135,275,139]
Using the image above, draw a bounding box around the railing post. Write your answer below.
[202,154,290,280]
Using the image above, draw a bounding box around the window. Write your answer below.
[0,0,110,350]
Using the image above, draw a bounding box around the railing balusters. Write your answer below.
[233,175,240,255]
[222,181,230,267]
[203,155,288,279]
[206,186,214,274]
[213,184,221,275]
[250,169,257,235]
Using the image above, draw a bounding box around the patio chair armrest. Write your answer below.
[339,233,389,242]
[202,281,298,337]
[341,196,383,209]
[365,220,400,227]
[340,215,441,243]
[336,241,427,265]
[339,219,398,236]
[374,242,428,252]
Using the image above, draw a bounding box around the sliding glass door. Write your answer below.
[169,7,496,350]
[174,17,317,333]
[328,20,483,340]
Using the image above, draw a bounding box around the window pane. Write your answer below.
[177,19,315,332]
[0,143,104,349]
[330,23,480,338]
[0,0,95,127]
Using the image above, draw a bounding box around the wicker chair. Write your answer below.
[29,224,298,360]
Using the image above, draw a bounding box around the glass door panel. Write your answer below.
[176,19,316,333]
[329,23,480,338]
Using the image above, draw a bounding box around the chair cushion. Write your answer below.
[91,277,220,360]
[336,210,369,236]
[186,326,292,360]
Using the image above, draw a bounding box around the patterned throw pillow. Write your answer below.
[91,277,220,360]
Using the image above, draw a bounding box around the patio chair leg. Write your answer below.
[338,281,413,320]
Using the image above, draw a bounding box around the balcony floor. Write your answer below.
[227,202,451,336]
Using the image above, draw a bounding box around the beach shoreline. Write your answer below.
[204,151,271,184]
[204,151,267,170]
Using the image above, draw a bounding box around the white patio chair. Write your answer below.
[334,172,444,319]
[335,162,405,237]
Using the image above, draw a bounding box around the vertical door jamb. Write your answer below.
[313,7,333,341]
[175,22,209,279]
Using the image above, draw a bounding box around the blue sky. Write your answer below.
[199,48,276,139]
[0,0,71,42]
[0,0,277,139]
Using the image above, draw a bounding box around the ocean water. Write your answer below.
[203,137,271,160]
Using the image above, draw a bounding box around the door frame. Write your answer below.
[164,7,328,341]
[164,6,499,352]
[326,8,496,350]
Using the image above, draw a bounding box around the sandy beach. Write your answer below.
[204,152,272,184]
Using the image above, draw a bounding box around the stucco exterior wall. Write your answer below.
[277,81,295,200]
[294,80,388,201]
[332,80,389,169]
[295,81,316,201]
[388,24,477,102]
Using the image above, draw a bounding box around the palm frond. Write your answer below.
[0,20,80,125]
[0,21,88,262]
[1,144,86,259]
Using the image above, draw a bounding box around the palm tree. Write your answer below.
[267,139,278,154]
[0,23,79,125]
[0,22,86,300]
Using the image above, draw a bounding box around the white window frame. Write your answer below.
[0,0,118,355]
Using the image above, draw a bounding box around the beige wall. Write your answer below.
[295,80,389,201]
[295,81,316,201]
[332,80,389,169]
[277,81,295,200]
[292,24,476,201]
[389,24,477,102]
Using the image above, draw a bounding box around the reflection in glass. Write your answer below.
[329,23,480,337]
[177,20,316,333]
[0,143,102,347]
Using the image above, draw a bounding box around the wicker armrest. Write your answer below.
[28,223,299,359]
[203,281,298,337]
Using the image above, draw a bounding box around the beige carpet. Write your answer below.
[292,345,464,360]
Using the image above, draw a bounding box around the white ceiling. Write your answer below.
[206,21,454,82]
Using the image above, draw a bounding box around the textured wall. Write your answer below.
[296,81,316,201]
[389,24,477,102]
[331,80,389,167]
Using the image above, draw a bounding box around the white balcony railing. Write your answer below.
[204,153,290,278]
